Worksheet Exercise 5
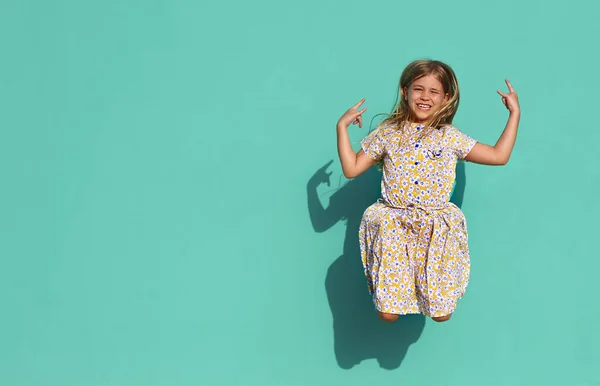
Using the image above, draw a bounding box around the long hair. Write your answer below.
[379,59,460,142]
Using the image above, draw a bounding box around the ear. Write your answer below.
[443,93,449,103]
[402,87,408,101]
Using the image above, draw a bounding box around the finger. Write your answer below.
[354,107,367,117]
[505,79,515,93]
[497,90,508,97]
[353,98,366,109]
[357,115,363,128]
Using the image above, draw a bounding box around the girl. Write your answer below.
[335,60,520,323]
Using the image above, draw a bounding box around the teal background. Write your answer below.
[1,0,599,385]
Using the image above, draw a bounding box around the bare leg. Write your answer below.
[431,314,452,323]
[377,311,399,323]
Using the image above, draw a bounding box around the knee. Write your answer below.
[378,312,399,323]
[431,314,452,323]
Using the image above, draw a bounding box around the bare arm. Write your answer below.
[465,79,521,166]
[336,99,376,178]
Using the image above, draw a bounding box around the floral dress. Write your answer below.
[359,121,477,318]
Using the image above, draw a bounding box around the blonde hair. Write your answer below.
[379,59,460,141]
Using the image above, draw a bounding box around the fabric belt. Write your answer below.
[377,198,448,212]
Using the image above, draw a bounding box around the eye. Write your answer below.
[431,90,439,94]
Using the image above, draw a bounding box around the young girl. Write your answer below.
[336,60,520,323]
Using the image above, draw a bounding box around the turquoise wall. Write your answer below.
[1,0,599,385]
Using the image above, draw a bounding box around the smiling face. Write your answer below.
[404,74,449,124]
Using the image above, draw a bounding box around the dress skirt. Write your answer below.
[359,200,471,318]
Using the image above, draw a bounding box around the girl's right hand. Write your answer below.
[337,99,367,129]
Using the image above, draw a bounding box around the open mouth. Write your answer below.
[417,103,431,111]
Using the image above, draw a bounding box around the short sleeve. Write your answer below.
[445,126,477,159]
[360,125,391,161]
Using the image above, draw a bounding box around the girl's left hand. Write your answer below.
[497,79,520,114]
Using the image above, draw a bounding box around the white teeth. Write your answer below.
[418,104,430,109]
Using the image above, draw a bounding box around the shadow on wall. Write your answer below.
[307,160,467,370]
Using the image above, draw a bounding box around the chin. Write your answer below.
[413,114,432,123]
[410,110,433,123]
